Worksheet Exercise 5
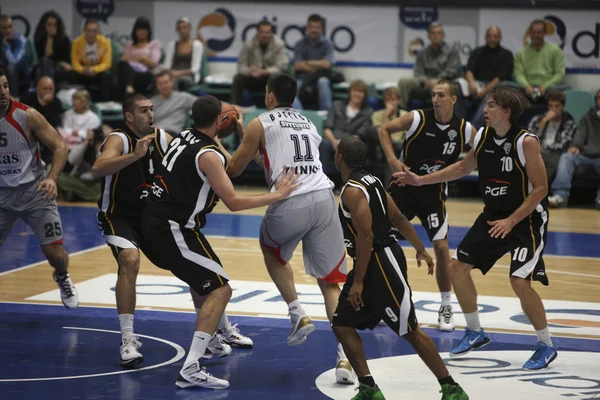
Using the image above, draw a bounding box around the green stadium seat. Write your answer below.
[564,90,596,124]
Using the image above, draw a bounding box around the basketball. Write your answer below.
[218,103,240,138]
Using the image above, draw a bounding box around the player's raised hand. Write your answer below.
[275,166,302,199]
[416,249,435,275]
[393,168,422,187]
[36,177,58,200]
[134,134,155,160]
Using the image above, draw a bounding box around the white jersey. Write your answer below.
[258,107,333,197]
[0,100,45,187]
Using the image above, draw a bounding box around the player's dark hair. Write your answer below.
[434,79,457,97]
[192,95,222,129]
[0,68,6,80]
[339,136,367,170]
[488,87,531,124]
[122,93,148,117]
[267,73,297,106]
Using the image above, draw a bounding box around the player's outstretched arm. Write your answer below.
[201,151,299,211]
[379,112,413,173]
[92,134,154,178]
[394,148,477,187]
[227,117,263,178]
[386,192,434,275]
[343,186,374,310]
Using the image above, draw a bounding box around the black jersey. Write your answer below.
[97,127,169,218]
[339,170,396,258]
[474,125,547,214]
[146,128,226,230]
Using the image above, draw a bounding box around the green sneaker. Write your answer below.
[440,383,469,400]
[351,384,386,400]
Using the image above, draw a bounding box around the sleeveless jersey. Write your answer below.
[400,109,473,195]
[339,170,396,258]
[0,100,45,187]
[473,125,547,214]
[146,128,226,230]
[257,107,333,197]
[97,127,169,217]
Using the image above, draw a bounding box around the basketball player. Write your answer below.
[333,136,469,400]
[141,95,299,389]
[396,87,557,371]
[379,79,476,331]
[0,68,78,309]
[225,73,355,384]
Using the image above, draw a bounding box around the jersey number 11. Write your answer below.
[291,134,314,162]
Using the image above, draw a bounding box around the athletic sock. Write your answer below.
[217,312,229,331]
[336,342,347,361]
[183,331,212,368]
[288,300,306,319]
[536,327,553,347]
[438,375,457,386]
[358,375,376,388]
[464,312,481,332]
[441,292,452,306]
[119,313,134,341]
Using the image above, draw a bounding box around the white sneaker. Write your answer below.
[438,304,456,332]
[53,272,79,309]
[218,322,254,348]
[120,336,143,367]
[202,334,232,359]
[335,359,355,384]
[287,314,315,346]
[176,361,229,390]
[548,194,566,208]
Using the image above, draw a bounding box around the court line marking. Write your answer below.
[0,326,185,382]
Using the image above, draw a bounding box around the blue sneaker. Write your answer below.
[523,342,558,370]
[449,328,490,357]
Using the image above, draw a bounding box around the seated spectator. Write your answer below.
[33,10,72,85]
[371,87,408,160]
[163,17,204,91]
[58,90,101,150]
[57,127,104,202]
[230,20,288,106]
[20,76,63,163]
[548,89,600,209]
[292,14,335,111]
[514,19,568,103]
[151,71,196,134]
[398,23,461,109]
[70,19,112,102]
[117,17,161,99]
[461,25,513,125]
[1,14,34,97]
[528,90,576,182]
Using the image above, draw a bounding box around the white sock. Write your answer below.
[184,331,212,368]
[441,292,452,306]
[464,312,481,332]
[217,312,229,331]
[119,314,134,341]
[536,327,553,347]
[288,300,306,318]
[337,342,347,360]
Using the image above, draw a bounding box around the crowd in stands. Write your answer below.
[0,10,598,208]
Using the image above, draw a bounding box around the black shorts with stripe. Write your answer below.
[141,212,229,296]
[388,184,448,242]
[332,243,418,336]
[97,212,142,260]
[453,207,549,285]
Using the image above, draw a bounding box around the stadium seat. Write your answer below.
[564,90,595,124]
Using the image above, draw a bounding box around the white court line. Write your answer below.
[0,326,185,382]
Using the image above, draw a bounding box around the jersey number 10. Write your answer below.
[290,134,314,162]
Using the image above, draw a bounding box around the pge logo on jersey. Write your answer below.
[196,8,236,53]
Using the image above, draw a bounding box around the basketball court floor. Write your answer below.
[1,192,599,400]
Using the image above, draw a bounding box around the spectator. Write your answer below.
[548,89,600,209]
[33,10,71,85]
[151,71,196,134]
[528,90,576,182]
[117,17,161,99]
[292,14,335,111]
[1,14,34,97]
[58,90,102,150]
[398,23,461,109]
[230,20,288,106]
[514,19,567,102]
[371,87,408,129]
[70,19,112,102]
[461,25,513,126]
[20,76,63,163]
[163,17,204,91]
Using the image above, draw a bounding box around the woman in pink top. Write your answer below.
[117,17,161,99]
